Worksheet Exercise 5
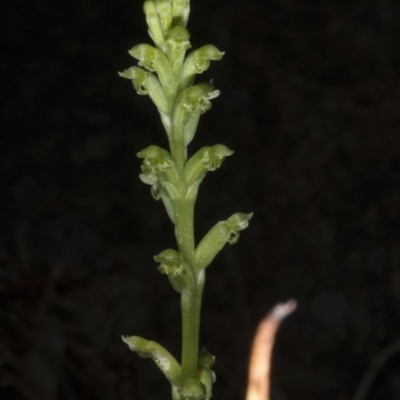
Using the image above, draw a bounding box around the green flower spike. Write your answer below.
[180,45,225,89]
[120,0,253,397]
[155,248,190,292]
[122,336,182,387]
[194,212,253,271]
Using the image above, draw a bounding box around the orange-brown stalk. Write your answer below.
[246,300,297,400]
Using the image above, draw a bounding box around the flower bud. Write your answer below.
[144,0,166,50]
[197,367,215,400]
[122,336,181,387]
[172,0,190,26]
[194,212,253,270]
[155,0,172,35]
[198,347,215,368]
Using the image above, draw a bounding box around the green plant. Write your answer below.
[119,1,252,399]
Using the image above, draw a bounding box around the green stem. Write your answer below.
[169,101,204,383]
[174,197,195,260]
[181,273,204,381]
[174,196,200,381]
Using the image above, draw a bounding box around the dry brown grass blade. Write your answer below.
[246,300,297,400]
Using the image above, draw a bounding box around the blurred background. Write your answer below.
[1,0,400,399]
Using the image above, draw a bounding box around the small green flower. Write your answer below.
[137,145,174,173]
[180,45,225,89]
[184,145,234,198]
[119,66,170,115]
[129,44,176,96]
[172,83,220,140]
[122,336,182,387]
[194,212,253,270]
[166,26,191,74]
[200,144,234,171]
[118,66,148,94]
[128,44,157,72]
[180,83,220,113]
[155,248,185,276]
[137,146,181,216]
[137,145,173,199]
[155,249,191,292]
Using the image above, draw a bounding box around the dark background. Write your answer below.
[1,0,400,399]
